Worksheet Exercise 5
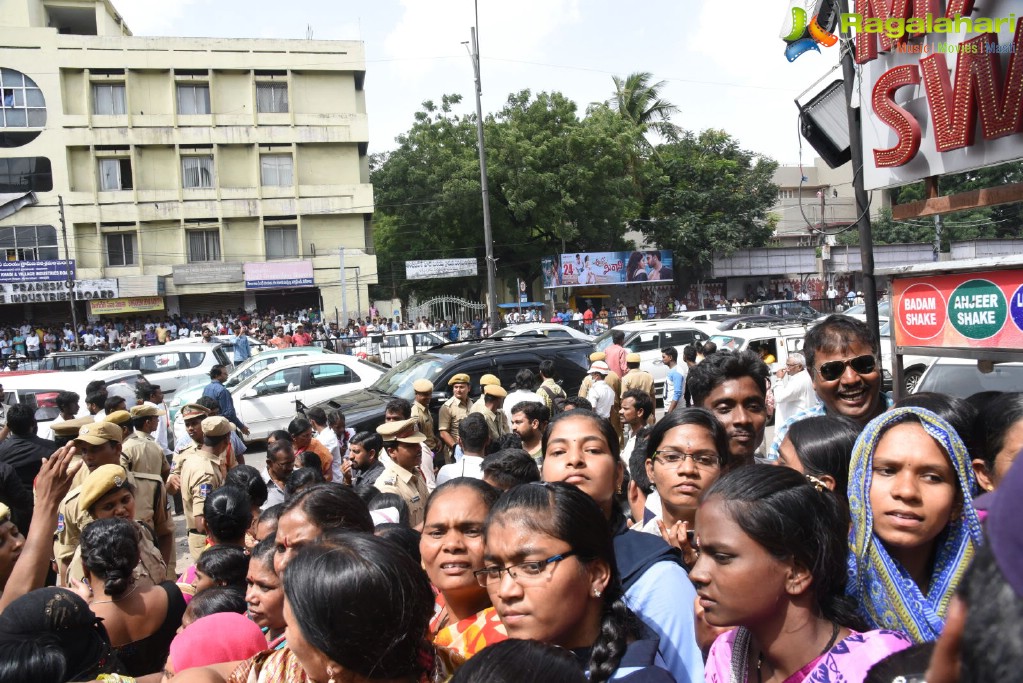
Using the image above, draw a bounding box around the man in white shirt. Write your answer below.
[586,361,615,419]
[436,413,489,485]
[772,352,817,426]
[307,405,341,475]
[502,369,543,423]
[138,383,172,456]
[25,331,40,360]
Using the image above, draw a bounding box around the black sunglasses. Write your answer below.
[817,354,876,382]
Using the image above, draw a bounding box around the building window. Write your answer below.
[0,225,59,261]
[187,229,221,262]
[0,68,46,128]
[182,155,214,189]
[256,82,288,113]
[0,157,53,193]
[92,83,126,115]
[265,225,298,259]
[105,232,136,266]
[177,84,211,115]
[98,157,133,191]
[260,154,293,187]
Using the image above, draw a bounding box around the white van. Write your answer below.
[350,331,447,368]
[593,320,710,392]
[708,325,810,366]
[88,343,233,400]
[1,369,145,432]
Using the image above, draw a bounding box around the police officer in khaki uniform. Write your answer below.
[50,415,95,449]
[438,373,472,462]
[65,464,167,588]
[55,421,172,581]
[472,384,509,441]
[411,379,439,453]
[167,403,210,497]
[471,374,501,413]
[121,404,169,480]
[620,353,656,425]
[375,417,429,529]
[181,415,230,560]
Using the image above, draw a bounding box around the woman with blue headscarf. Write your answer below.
[847,406,984,643]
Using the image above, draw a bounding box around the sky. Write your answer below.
[110,0,839,167]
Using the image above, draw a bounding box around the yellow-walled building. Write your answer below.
[0,0,375,323]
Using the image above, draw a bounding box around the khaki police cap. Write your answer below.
[75,421,124,446]
[201,416,235,437]
[589,351,606,362]
[102,410,131,426]
[130,404,165,418]
[484,384,507,398]
[626,353,642,364]
[412,379,434,393]
[50,416,95,437]
[79,464,130,511]
[376,417,427,444]
[448,374,470,386]
[479,374,501,386]
[181,403,211,420]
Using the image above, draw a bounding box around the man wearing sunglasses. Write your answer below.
[768,315,892,460]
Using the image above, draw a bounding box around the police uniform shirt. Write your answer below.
[170,442,202,479]
[121,431,166,479]
[374,459,429,528]
[471,395,487,413]
[181,450,224,533]
[471,404,509,441]
[53,469,170,567]
[438,397,471,445]
[620,369,654,399]
[411,401,438,451]
[578,375,594,398]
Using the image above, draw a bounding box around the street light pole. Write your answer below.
[58,195,79,349]
[468,26,500,332]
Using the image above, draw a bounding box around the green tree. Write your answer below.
[636,130,779,282]
[608,71,681,142]
[371,91,643,301]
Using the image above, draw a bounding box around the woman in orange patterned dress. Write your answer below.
[420,479,507,677]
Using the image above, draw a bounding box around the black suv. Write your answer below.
[311,336,594,434]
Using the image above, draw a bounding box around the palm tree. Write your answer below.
[609,71,680,142]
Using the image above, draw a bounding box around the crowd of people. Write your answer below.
[0,313,1019,682]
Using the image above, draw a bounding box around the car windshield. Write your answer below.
[372,353,452,400]
[844,300,891,317]
[916,363,1023,397]
[491,328,517,338]
[592,330,613,351]
[710,334,747,352]
[227,355,278,388]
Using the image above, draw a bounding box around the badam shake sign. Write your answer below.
[892,269,1023,348]
[853,0,1023,190]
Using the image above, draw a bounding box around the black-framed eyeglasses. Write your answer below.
[651,450,720,469]
[474,551,577,587]
[817,354,876,382]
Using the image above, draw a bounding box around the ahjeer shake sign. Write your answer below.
[837,1,1023,190]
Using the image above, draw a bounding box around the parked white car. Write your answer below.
[491,323,594,341]
[349,331,447,368]
[173,355,383,443]
[914,357,1023,397]
[593,320,709,393]
[1,369,145,434]
[89,343,233,400]
[709,325,811,366]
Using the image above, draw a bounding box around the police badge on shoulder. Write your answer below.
[199,483,212,499]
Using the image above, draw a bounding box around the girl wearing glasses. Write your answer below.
[636,408,729,567]
[847,407,984,643]
[481,482,673,682]
[541,410,703,682]
[420,479,507,675]
[694,465,911,683]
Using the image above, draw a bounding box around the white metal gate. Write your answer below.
[407,297,486,328]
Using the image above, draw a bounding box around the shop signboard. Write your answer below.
[173,262,244,286]
[891,268,1023,349]
[0,259,74,283]
[89,296,165,316]
[405,258,478,280]
[0,278,117,305]
[244,260,314,289]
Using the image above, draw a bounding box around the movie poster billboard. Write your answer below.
[543,251,674,288]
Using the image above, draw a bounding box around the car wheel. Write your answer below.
[904,368,923,394]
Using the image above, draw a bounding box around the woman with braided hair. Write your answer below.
[694,465,911,683]
[479,482,672,682]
